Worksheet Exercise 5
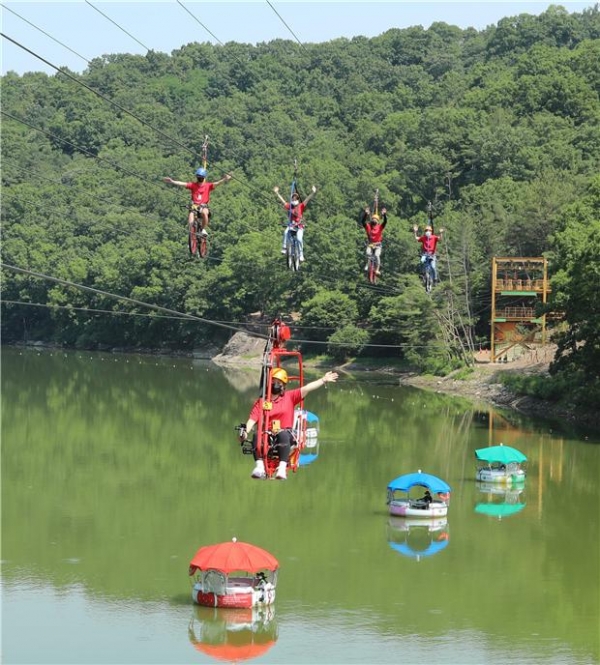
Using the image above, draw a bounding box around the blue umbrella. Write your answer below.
[299,453,318,467]
[388,538,449,558]
[387,471,451,494]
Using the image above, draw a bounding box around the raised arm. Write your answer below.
[302,185,317,206]
[273,186,288,206]
[413,225,420,240]
[381,207,388,228]
[359,207,370,227]
[300,371,338,398]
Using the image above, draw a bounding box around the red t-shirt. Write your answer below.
[284,202,307,227]
[249,388,303,429]
[186,181,215,205]
[417,234,441,254]
[365,223,384,243]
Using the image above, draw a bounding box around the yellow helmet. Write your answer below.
[271,368,288,384]
[425,225,433,231]
[371,214,380,222]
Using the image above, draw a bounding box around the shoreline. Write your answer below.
[5,339,599,435]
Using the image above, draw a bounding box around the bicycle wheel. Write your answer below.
[425,266,433,293]
[188,221,199,257]
[368,258,377,284]
[199,234,208,258]
[292,239,300,271]
[287,237,300,271]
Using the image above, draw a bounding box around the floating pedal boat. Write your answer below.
[189,538,278,609]
[475,444,527,484]
[386,470,451,518]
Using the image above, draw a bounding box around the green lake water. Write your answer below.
[2,347,599,664]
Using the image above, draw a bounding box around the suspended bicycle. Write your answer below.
[366,243,381,284]
[188,204,210,259]
[422,253,435,293]
[285,223,302,271]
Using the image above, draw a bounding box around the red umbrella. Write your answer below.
[189,538,279,575]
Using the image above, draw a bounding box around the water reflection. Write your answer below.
[387,517,450,561]
[2,348,599,665]
[299,433,320,468]
[475,482,526,520]
[188,605,278,663]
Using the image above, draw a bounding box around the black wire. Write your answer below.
[84,1,151,53]
[0,33,201,162]
[1,110,149,180]
[2,4,91,65]
[175,0,226,47]
[265,0,308,52]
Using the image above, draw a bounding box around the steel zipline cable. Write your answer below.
[1,266,443,349]
[1,263,264,339]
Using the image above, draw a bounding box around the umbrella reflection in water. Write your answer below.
[188,605,278,663]
[387,516,450,562]
[475,481,526,520]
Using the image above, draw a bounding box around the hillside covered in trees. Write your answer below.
[2,5,599,406]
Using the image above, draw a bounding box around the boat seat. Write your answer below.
[202,570,227,595]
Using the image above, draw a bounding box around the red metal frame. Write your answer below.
[255,320,306,478]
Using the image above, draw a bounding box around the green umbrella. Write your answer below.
[475,503,526,518]
[475,444,527,464]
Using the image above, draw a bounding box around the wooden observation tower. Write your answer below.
[490,257,551,363]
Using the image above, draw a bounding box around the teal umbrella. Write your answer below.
[475,444,527,464]
[475,503,526,518]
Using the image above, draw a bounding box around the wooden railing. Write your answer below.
[497,307,537,319]
[496,278,550,292]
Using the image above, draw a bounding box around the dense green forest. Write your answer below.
[1,5,599,404]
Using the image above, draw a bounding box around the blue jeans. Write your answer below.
[283,226,304,257]
[421,253,437,281]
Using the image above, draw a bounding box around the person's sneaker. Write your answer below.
[251,461,266,479]
[363,264,369,271]
[200,229,208,237]
[275,462,287,480]
[281,249,287,254]
[299,255,305,262]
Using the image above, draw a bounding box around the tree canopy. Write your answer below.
[2,6,599,402]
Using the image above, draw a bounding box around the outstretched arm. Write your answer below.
[302,185,318,206]
[163,177,187,187]
[213,173,233,188]
[300,371,338,398]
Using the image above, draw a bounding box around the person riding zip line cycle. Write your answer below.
[239,367,338,480]
[274,185,317,262]
[360,207,388,276]
[163,168,232,236]
[413,224,444,282]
